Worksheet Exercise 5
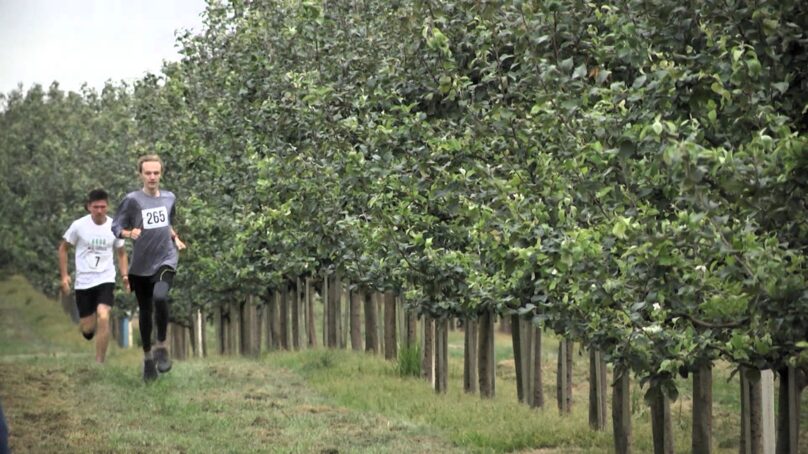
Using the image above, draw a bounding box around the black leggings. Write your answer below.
[130,267,175,353]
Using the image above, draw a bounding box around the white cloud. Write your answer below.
[0,0,206,94]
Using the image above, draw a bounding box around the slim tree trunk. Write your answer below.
[464,318,478,394]
[330,273,341,349]
[404,309,417,347]
[692,363,713,454]
[292,279,301,350]
[511,314,524,403]
[649,385,675,454]
[589,349,607,430]
[272,289,282,350]
[741,368,764,454]
[531,323,544,408]
[305,278,316,348]
[376,292,384,355]
[556,339,573,414]
[321,274,329,347]
[434,317,449,393]
[279,284,290,350]
[612,367,632,454]
[478,310,496,398]
[522,319,533,405]
[199,309,207,357]
[384,291,397,360]
[342,286,350,349]
[169,323,185,360]
[241,298,260,356]
[363,290,378,354]
[229,301,241,355]
[422,315,434,384]
[499,315,511,333]
[215,305,225,355]
[350,289,362,351]
[775,366,802,454]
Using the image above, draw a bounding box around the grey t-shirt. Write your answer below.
[112,189,179,276]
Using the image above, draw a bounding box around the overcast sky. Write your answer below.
[0,0,208,94]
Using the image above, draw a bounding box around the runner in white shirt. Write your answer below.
[58,189,129,363]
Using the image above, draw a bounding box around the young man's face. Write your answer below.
[87,199,109,224]
[140,161,162,192]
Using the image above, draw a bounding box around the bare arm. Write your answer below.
[58,241,72,294]
[116,246,130,292]
[171,227,186,251]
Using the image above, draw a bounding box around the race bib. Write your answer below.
[85,252,112,271]
[142,206,169,230]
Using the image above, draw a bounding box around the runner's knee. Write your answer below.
[153,281,170,305]
[96,305,111,320]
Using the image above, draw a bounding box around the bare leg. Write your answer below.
[95,304,111,363]
[79,314,97,339]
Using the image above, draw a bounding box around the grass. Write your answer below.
[3,274,808,453]
[0,276,458,453]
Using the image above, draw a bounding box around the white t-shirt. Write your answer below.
[63,215,125,289]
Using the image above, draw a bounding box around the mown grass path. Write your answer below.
[0,276,458,453]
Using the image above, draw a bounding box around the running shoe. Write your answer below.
[154,347,172,373]
[143,358,158,382]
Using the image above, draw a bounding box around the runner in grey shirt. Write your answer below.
[112,154,186,382]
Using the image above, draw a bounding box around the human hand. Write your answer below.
[130,228,142,240]
[60,275,71,295]
[174,237,186,251]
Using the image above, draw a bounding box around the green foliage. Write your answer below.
[3,0,808,400]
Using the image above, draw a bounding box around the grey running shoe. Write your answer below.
[154,347,172,373]
[143,358,158,382]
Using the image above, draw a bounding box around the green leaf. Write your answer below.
[573,64,587,79]
[612,218,628,239]
[559,57,574,72]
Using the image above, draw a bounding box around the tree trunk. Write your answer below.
[775,366,803,454]
[329,273,341,349]
[215,305,225,355]
[741,368,764,454]
[342,286,350,349]
[376,292,385,355]
[421,315,434,384]
[478,310,496,398]
[499,315,511,334]
[305,278,316,348]
[530,323,544,408]
[363,290,378,353]
[612,367,632,454]
[556,339,573,414]
[464,318,478,394]
[229,301,241,355]
[649,385,675,454]
[240,298,260,356]
[511,314,524,403]
[279,284,289,350]
[692,363,713,454]
[292,278,301,351]
[404,309,417,347]
[350,288,362,351]
[169,322,188,360]
[434,317,449,393]
[384,291,397,360]
[192,309,205,358]
[271,289,282,350]
[588,349,607,430]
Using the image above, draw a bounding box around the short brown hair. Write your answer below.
[137,154,164,173]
